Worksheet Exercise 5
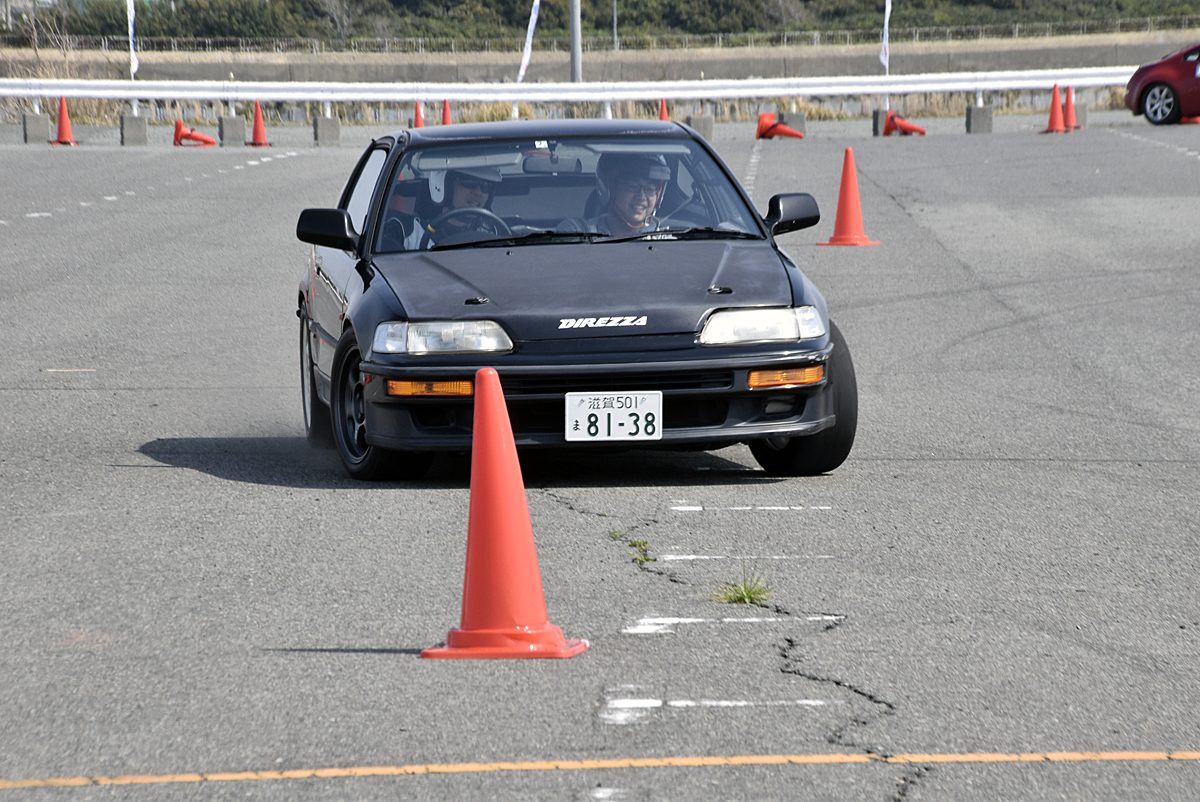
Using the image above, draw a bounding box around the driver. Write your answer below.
[406,166,503,249]
[582,152,671,236]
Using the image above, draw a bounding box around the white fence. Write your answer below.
[0,66,1136,108]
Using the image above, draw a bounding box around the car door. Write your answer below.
[1180,46,1200,114]
[309,142,391,382]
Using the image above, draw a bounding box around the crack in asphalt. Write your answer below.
[540,488,919,797]
[778,637,931,801]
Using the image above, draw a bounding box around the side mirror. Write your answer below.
[763,193,820,236]
[296,208,359,252]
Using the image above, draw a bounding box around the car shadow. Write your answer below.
[137,437,788,489]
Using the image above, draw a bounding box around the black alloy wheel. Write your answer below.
[330,329,433,481]
[749,321,858,476]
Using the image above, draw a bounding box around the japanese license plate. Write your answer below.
[565,391,663,442]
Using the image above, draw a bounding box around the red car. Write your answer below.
[1125,42,1200,125]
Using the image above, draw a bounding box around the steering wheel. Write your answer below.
[420,207,512,248]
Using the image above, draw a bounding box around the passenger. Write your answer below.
[406,166,504,249]
[568,152,671,236]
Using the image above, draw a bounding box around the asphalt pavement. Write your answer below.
[0,111,1198,800]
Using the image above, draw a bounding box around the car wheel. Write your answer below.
[750,321,858,476]
[330,329,433,481]
[1142,83,1181,125]
[300,307,333,448]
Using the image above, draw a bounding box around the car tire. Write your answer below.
[300,307,333,448]
[750,321,858,476]
[1142,83,1181,125]
[330,329,434,481]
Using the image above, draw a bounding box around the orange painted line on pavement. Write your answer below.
[1,750,1197,790]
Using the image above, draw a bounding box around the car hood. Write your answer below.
[373,240,792,341]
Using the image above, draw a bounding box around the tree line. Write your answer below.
[14,0,1200,40]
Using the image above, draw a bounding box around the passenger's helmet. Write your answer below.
[428,166,502,204]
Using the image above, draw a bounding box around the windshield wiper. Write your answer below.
[430,230,601,250]
[597,226,761,244]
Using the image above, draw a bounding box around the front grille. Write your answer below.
[501,370,733,396]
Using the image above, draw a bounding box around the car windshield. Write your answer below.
[375,134,762,253]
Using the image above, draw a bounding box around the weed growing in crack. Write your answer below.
[627,539,655,566]
[714,575,770,604]
[608,530,624,541]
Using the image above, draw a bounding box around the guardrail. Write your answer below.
[0,67,1137,107]
[0,16,1196,53]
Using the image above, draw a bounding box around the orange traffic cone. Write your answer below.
[755,112,804,140]
[755,112,777,139]
[173,119,216,147]
[51,96,77,146]
[659,98,669,121]
[1062,86,1078,131]
[818,147,880,247]
[1043,84,1066,134]
[247,101,270,147]
[883,110,926,136]
[441,99,452,125]
[422,367,589,660]
[414,101,424,128]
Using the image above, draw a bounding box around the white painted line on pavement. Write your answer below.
[103,196,118,201]
[659,554,835,561]
[25,212,52,218]
[79,201,93,207]
[124,191,135,196]
[671,504,833,512]
[600,694,830,725]
[623,614,842,634]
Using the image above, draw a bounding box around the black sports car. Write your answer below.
[296,119,856,480]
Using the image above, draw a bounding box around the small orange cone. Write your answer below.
[422,367,589,660]
[51,96,77,146]
[818,147,880,247]
[755,112,777,139]
[882,110,926,136]
[173,119,216,147]
[1062,86,1078,131]
[247,100,270,147]
[413,101,424,128]
[755,112,804,140]
[441,99,452,125]
[658,98,669,121]
[1043,84,1066,134]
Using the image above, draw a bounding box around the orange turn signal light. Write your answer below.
[747,365,825,389]
[386,379,474,397]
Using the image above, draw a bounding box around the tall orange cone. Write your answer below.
[441,98,452,125]
[422,367,589,660]
[247,100,270,146]
[1042,84,1066,134]
[818,147,880,247]
[658,98,669,120]
[51,96,77,146]
[1062,86,1078,131]
[413,101,424,128]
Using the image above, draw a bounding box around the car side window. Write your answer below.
[344,148,389,236]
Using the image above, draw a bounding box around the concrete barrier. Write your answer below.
[120,114,148,145]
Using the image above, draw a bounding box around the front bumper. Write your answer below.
[359,347,835,451]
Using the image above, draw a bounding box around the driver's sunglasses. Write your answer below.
[456,179,493,193]
[616,179,665,197]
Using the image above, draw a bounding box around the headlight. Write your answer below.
[372,320,513,355]
[699,307,826,345]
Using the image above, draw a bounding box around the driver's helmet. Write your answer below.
[428,166,503,205]
[595,152,671,199]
